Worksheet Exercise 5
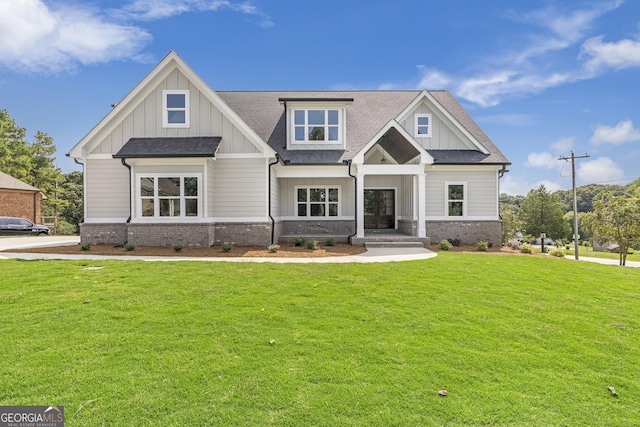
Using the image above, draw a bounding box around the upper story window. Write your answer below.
[415,113,432,138]
[293,109,341,143]
[163,90,190,128]
[446,182,466,217]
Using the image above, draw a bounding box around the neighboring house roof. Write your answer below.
[114,137,222,158]
[217,90,510,165]
[0,171,40,192]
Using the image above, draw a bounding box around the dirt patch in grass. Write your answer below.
[6,243,367,258]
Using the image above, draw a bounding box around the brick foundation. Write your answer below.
[80,223,128,245]
[425,220,502,246]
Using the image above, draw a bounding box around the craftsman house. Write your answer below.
[68,51,510,247]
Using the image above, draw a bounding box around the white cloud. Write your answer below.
[580,35,640,74]
[576,157,625,184]
[416,66,452,89]
[590,119,640,145]
[120,0,263,21]
[0,0,151,72]
[500,174,562,196]
[0,0,271,73]
[551,137,575,154]
[526,152,558,169]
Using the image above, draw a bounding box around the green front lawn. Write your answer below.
[1,255,639,426]
[566,245,640,262]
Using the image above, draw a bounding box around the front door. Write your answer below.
[364,189,395,229]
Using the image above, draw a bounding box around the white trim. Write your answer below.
[127,158,208,166]
[425,216,500,221]
[162,90,190,128]
[86,154,116,160]
[445,181,467,217]
[209,217,271,222]
[414,113,432,138]
[83,218,129,223]
[274,165,350,178]
[278,216,354,221]
[358,164,425,175]
[215,153,266,159]
[427,164,502,172]
[290,108,344,146]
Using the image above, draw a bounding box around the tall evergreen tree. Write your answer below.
[520,185,570,239]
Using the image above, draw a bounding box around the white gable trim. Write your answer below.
[68,51,276,159]
[352,120,433,165]
[396,90,489,155]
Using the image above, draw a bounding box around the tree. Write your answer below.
[520,185,570,240]
[60,171,84,232]
[500,205,523,244]
[587,192,640,266]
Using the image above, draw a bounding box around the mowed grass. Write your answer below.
[1,254,639,426]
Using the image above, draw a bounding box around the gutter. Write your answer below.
[268,154,281,244]
[345,159,357,244]
[120,158,133,223]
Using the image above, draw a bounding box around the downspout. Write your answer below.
[121,158,132,223]
[268,154,281,244]
[345,159,357,244]
[497,165,509,219]
[73,157,85,224]
[33,192,37,223]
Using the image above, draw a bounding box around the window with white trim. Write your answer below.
[296,186,340,217]
[415,113,432,138]
[139,175,200,218]
[293,109,341,143]
[163,90,189,127]
[446,182,466,217]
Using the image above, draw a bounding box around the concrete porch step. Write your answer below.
[365,241,425,248]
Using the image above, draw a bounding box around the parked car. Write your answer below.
[0,217,50,235]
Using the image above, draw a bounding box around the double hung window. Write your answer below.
[163,90,189,127]
[139,175,200,218]
[293,109,340,143]
[446,183,466,217]
[415,114,432,137]
[296,187,339,217]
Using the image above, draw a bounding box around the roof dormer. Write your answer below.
[280,98,353,151]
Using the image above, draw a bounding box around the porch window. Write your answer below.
[293,109,341,143]
[446,182,466,217]
[163,90,190,128]
[139,175,200,218]
[296,186,339,217]
[415,113,432,138]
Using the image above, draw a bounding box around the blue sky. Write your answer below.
[2,0,640,195]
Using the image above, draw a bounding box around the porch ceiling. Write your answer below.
[372,127,420,164]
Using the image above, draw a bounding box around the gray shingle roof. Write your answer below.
[217,90,510,165]
[0,171,40,192]
[114,137,221,158]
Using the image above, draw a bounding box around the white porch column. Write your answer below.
[417,173,426,238]
[356,172,365,238]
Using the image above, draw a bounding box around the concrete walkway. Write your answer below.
[564,255,640,268]
[0,236,436,263]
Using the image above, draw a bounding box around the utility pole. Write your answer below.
[558,151,590,260]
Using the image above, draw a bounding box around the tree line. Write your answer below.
[501,180,640,265]
[0,109,82,233]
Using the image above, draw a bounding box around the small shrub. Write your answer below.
[521,243,533,254]
[447,238,461,247]
[293,237,307,247]
[565,244,571,250]
[124,242,136,251]
[221,242,233,252]
[324,237,336,246]
[476,240,489,251]
[628,247,635,255]
[305,240,319,250]
[439,240,452,251]
[267,244,280,253]
[554,239,564,248]
[173,244,183,253]
[80,243,91,251]
[549,248,566,257]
